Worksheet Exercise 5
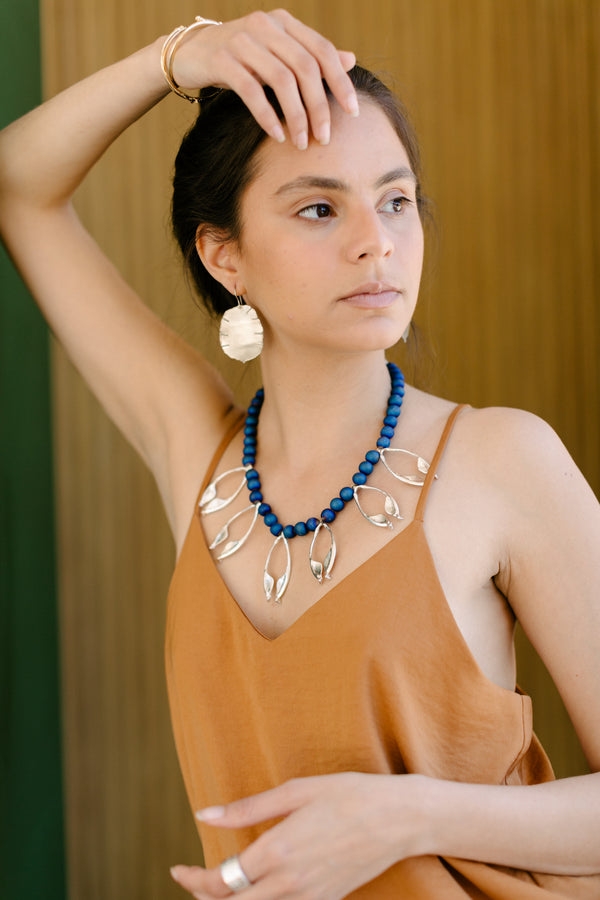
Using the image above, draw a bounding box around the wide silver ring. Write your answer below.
[220,855,252,892]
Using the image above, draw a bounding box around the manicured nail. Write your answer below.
[316,122,330,145]
[295,130,308,150]
[347,94,359,117]
[272,124,286,143]
[170,867,181,883]
[196,805,225,821]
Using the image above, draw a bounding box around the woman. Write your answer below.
[1,9,599,899]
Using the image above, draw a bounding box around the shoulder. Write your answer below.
[404,387,566,478]
[451,405,586,512]
[404,388,595,526]
[406,388,570,478]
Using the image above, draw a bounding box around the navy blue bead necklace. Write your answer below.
[201,361,433,604]
[242,362,405,543]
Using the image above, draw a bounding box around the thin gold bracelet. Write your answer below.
[160,16,222,104]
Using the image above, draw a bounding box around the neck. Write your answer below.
[255,347,394,474]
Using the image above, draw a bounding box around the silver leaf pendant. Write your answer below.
[209,504,259,560]
[379,448,435,486]
[353,484,403,528]
[199,465,250,515]
[264,534,291,604]
[309,522,337,583]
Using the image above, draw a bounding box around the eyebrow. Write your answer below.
[273,167,417,197]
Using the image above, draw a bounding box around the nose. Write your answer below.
[344,207,394,263]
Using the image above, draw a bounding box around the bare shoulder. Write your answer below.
[404,389,598,540]
[449,405,592,508]
[405,390,576,486]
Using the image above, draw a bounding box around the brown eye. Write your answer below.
[382,196,410,214]
[298,203,333,220]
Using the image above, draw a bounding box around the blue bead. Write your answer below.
[245,468,258,480]
[294,522,308,536]
[270,523,283,536]
[387,404,402,416]
[384,415,398,428]
[246,478,261,491]
[359,460,374,475]
[249,490,262,503]
[365,450,380,464]
[244,425,256,436]
[321,508,336,523]
[340,486,354,502]
[243,456,255,465]
[330,497,344,512]
[380,425,395,438]
[389,393,403,406]
[306,517,319,531]
[352,472,367,485]
[243,440,257,450]
[283,525,295,539]
[258,503,271,516]
[377,436,391,448]
[264,512,277,527]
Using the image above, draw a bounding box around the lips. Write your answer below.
[339,282,400,309]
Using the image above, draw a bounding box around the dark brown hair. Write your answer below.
[172,65,428,316]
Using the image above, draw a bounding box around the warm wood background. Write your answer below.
[41,1,599,898]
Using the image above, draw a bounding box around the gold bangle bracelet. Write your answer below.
[160,16,222,104]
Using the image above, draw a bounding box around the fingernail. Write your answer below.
[295,130,308,150]
[316,122,330,146]
[347,95,359,117]
[170,867,180,882]
[196,805,225,821]
[272,124,286,143]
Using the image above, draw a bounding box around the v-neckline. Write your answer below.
[197,513,421,643]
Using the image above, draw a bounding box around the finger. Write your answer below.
[239,11,358,142]
[231,30,342,147]
[196,779,314,829]
[171,863,231,898]
[222,34,312,148]
[216,53,287,143]
[257,36,333,146]
[338,49,357,72]
[269,10,359,117]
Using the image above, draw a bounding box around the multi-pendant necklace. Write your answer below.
[200,362,433,603]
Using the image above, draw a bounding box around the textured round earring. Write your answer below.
[219,296,264,362]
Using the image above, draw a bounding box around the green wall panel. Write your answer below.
[0,1,66,898]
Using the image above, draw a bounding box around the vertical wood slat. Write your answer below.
[40,1,598,897]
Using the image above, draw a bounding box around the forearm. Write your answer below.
[0,37,168,213]
[416,771,600,875]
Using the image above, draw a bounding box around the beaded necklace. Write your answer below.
[200,362,433,603]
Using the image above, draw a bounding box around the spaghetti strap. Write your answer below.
[414,404,468,523]
[197,409,246,501]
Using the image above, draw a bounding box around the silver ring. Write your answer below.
[220,855,252,892]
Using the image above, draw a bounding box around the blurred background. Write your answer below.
[2,1,599,898]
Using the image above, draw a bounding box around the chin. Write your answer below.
[346,318,408,352]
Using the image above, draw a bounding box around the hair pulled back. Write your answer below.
[171,66,427,317]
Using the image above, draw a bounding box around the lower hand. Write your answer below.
[170,772,431,899]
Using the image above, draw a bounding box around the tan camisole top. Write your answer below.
[166,405,600,898]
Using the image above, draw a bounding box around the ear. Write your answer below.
[195,225,245,296]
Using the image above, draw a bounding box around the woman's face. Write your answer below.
[231,99,424,357]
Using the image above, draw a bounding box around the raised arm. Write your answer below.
[0,11,357,545]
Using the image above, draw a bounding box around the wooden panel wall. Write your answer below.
[41,1,599,898]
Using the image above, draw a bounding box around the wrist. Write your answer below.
[375,774,440,862]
